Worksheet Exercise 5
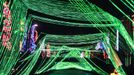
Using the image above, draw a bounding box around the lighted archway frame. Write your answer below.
[21,2,125,74]
[0,0,133,75]
[20,0,132,75]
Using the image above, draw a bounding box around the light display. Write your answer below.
[0,0,134,75]
[2,2,12,50]
[20,24,38,54]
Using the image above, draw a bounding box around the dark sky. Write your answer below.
[89,0,133,19]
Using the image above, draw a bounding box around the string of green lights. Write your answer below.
[0,0,134,75]
[69,0,129,75]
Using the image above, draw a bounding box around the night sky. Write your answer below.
[88,0,133,19]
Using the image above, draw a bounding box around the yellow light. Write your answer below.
[20,20,24,25]
[20,27,24,32]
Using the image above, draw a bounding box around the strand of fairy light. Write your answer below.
[69,0,110,74]
[4,0,125,74]
[0,0,132,74]
[121,0,134,12]
[0,0,28,74]
[69,0,126,74]
[109,0,134,52]
[14,0,133,74]
[85,0,126,74]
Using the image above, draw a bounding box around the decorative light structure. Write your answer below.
[2,2,12,50]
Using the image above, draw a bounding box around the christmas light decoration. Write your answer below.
[0,0,133,75]
[2,2,12,50]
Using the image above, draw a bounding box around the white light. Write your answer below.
[33,24,38,27]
